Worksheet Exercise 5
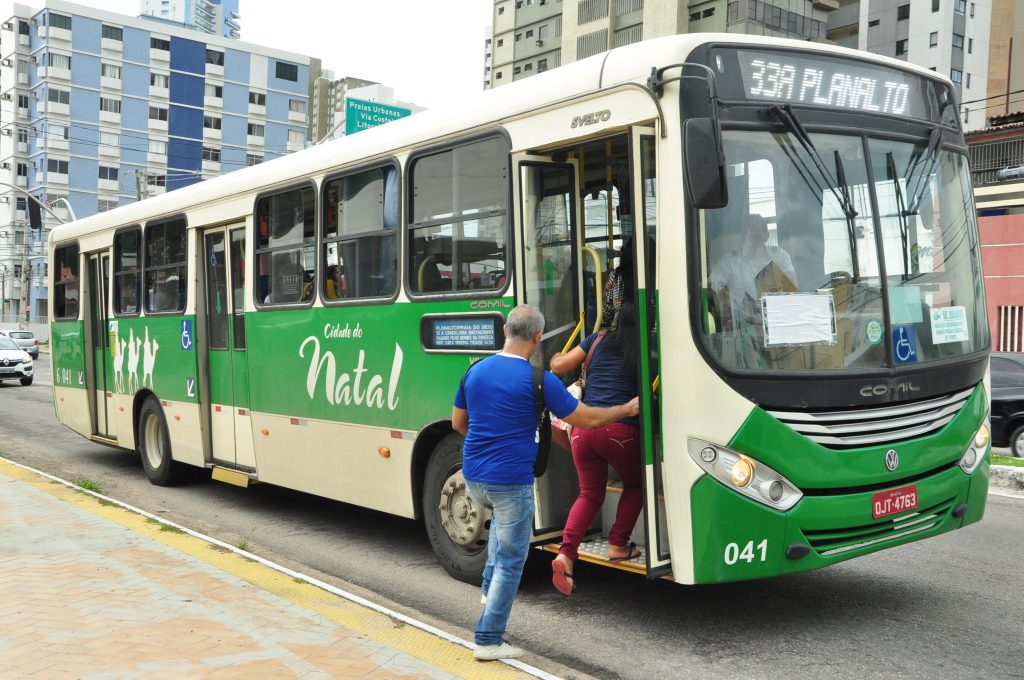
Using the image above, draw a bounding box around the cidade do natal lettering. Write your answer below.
[300,336,402,410]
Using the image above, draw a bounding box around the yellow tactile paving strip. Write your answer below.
[0,457,538,680]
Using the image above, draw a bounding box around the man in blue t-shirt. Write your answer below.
[452,304,639,661]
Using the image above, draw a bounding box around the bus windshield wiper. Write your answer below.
[904,126,942,215]
[887,152,912,279]
[768,105,860,278]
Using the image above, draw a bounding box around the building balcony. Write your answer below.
[14,175,26,186]
[812,0,840,9]
[204,95,222,110]
[17,34,29,47]
[201,159,220,173]
[16,142,27,154]
[38,66,71,81]
[101,37,123,53]
[45,102,70,117]
[101,76,121,90]
[47,172,68,186]
[16,73,28,85]
[37,26,71,43]
[149,118,168,133]
[98,143,118,158]
[150,48,169,64]
[204,128,222,141]
[149,86,169,100]
[98,178,118,192]
[47,138,69,152]
[246,134,265,147]
[206,63,224,78]
[99,110,121,125]
[248,102,266,117]
[287,139,304,153]
[288,109,305,124]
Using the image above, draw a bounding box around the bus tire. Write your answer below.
[138,396,185,486]
[422,433,489,584]
[1011,425,1024,458]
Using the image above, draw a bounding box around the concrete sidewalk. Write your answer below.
[0,458,549,680]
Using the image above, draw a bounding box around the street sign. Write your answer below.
[345,97,411,135]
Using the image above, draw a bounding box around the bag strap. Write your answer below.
[532,365,551,477]
[582,330,608,375]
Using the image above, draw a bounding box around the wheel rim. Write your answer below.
[143,412,164,470]
[437,468,488,552]
[1015,434,1024,458]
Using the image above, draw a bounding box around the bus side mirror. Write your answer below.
[684,118,728,209]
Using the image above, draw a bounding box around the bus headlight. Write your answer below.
[960,418,990,475]
[688,438,802,511]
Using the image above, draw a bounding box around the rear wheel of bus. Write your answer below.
[138,396,185,486]
[423,433,489,584]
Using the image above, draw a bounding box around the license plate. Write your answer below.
[0,368,13,374]
[872,484,918,519]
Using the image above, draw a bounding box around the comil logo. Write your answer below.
[571,109,611,128]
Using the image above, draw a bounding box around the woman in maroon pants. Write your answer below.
[548,303,642,596]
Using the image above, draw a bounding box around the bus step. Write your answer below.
[211,466,255,488]
[542,538,647,574]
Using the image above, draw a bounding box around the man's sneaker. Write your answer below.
[480,593,487,605]
[474,642,524,661]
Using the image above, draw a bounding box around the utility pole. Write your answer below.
[130,170,148,201]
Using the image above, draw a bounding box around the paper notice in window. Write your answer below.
[761,293,837,347]
[929,306,969,344]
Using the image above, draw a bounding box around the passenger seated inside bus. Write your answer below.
[776,209,826,291]
[325,264,346,299]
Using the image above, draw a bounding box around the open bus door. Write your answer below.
[85,252,115,440]
[630,125,672,578]
[513,153,584,538]
[197,225,256,481]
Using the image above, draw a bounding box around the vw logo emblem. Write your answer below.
[885,449,900,471]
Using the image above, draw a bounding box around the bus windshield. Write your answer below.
[698,128,988,372]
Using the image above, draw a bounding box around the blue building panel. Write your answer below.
[220,145,246,171]
[70,15,100,53]
[70,123,98,157]
[68,192,95,221]
[120,96,149,136]
[71,53,101,90]
[122,63,150,98]
[121,144,148,167]
[168,174,201,191]
[265,92,288,121]
[68,156,99,195]
[169,104,202,139]
[168,137,202,173]
[267,60,308,95]
[221,112,247,147]
[169,72,204,107]
[123,26,151,64]
[70,88,99,124]
[169,36,205,75]
[222,82,249,115]
[224,48,250,83]
[264,122,290,157]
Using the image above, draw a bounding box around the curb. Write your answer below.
[990,464,1024,492]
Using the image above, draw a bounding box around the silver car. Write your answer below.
[0,329,39,358]
[0,335,33,386]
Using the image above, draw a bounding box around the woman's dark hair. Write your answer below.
[602,302,639,379]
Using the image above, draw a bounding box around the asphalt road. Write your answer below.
[2,356,1022,679]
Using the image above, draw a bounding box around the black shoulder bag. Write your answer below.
[532,366,551,477]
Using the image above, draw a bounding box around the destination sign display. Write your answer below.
[420,314,505,352]
[729,49,945,122]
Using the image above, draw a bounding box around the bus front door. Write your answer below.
[199,227,256,473]
[514,155,583,538]
[86,252,114,440]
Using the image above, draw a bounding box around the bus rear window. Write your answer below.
[53,243,80,320]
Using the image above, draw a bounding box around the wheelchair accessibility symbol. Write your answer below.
[892,325,917,365]
[180,319,193,351]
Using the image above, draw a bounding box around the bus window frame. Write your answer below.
[142,214,189,317]
[252,179,318,311]
[112,224,142,318]
[404,129,514,301]
[52,240,81,321]
[320,157,402,308]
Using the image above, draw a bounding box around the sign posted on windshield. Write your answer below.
[345,98,412,135]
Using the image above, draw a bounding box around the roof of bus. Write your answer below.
[48,33,952,247]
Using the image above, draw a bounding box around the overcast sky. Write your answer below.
[87,0,492,109]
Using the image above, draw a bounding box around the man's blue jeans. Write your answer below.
[465,480,535,646]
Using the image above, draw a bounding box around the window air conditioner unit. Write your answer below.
[28,56,36,63]
[1,59,11,66]
[2,22,12,30]
[536,39,543,46]
[1,93,10,101]
[1,163,10,169]
[1,126,10,133]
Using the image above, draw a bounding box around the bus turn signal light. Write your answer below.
[378,446,391,459]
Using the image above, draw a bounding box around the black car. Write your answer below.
[990,352,1024,457]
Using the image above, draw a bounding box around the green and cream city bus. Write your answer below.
[48,34,991,586]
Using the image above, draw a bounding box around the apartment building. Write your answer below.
[0,0,310,322]
[486,0,838,88]
[139,0,241,39]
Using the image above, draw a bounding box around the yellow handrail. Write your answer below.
[652,375,660,392]
[560,312,585,355]
[581,245,603,334]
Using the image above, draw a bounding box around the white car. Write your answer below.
[0,335,33,386]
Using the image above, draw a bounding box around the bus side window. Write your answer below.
[255,186,315,307]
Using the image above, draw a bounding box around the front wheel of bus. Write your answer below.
[423,433,489,584]
[138,396,185,486]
